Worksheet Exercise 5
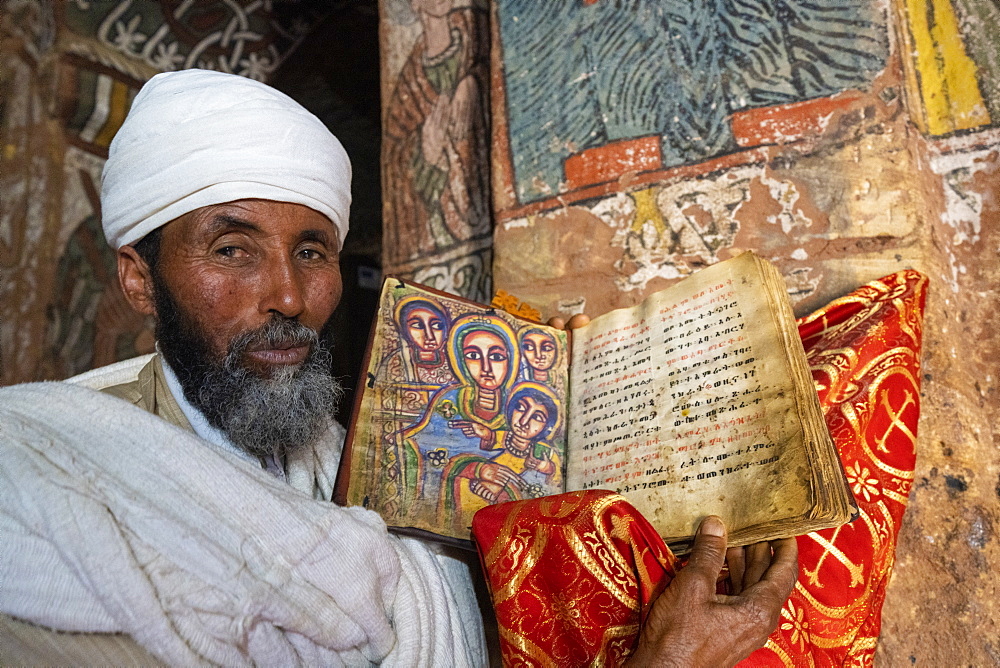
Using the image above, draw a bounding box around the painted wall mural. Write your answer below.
[491,0,903,317]
[894,0,999,135]
[494,0,888,211]
[0,0,325,384]
[62,0,316,81]
[379,0,493,301]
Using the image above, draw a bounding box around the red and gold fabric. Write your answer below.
[472,269,928,666]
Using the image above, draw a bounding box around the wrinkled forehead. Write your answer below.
[156,199,340,248]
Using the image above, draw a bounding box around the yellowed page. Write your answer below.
[566,254,812,540]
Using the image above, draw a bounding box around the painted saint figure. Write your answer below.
[387,294,455,387]
[397,313,521,516]
[399,297,447,364]
[382,0,490,265]
[441,382,564,532]
[518,326,559,385]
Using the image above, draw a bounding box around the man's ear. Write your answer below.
[117,245,157,316]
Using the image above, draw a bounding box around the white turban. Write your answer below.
[101,69,351,250]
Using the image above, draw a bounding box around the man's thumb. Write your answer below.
[685,515,728,580]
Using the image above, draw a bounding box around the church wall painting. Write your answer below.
[492,0,889,214]
[490,0,909,321]
[379,0,494,302]
[893,0,999,136]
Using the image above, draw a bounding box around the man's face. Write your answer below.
[521,332,557,372]
[405,307,446,354]
[510,395,549,441]
[154,199,343,376]
[119,199,344,456]
[462,330,509,390]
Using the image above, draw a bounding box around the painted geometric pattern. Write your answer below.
[56,0,326,158]
[59,56,143,158]
[62,0,319,80]
[496,0,888,204]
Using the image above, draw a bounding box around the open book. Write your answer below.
[335,252,856,552]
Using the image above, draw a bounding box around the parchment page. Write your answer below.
[566,254,812,540]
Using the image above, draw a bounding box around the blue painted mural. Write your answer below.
[497,0,889,204]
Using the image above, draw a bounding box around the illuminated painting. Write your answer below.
[343,280,569,539]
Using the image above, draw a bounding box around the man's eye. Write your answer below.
[298,248,325,260]
[488,352,508,362]
[464,350,483,360]
[216,246,244,258]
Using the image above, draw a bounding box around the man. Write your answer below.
[0,69,795,665]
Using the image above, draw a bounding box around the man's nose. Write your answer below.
[260,254,306,318]
[482,353,493,374]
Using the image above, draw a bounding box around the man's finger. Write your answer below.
[726,546,746,595]
[545,314,591,330]
[682,516,729,589]
[742,541,772,589]
[760,538,798,597]
[740,538,798,615]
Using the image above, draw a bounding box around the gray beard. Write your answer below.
[191,319,343,458]
[154,283,343,459]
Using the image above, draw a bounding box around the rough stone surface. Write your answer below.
[874,133,1000,667]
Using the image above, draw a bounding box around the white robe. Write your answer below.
[0,380,486,665]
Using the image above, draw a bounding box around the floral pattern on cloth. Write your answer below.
[472,269,928,666]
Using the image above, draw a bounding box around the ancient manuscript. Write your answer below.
[335,252,856,550]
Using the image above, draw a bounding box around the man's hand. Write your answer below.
[626,516,798,668]
[546,313,591,330]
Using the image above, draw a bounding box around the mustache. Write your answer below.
[224,318,319,367]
